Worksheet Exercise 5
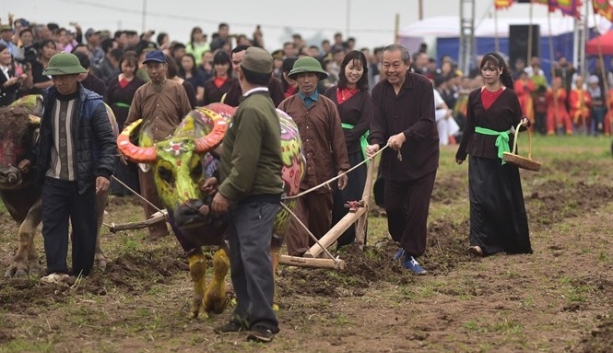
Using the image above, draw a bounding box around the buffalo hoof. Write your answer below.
[96,257,107,271]
[4,266,29,278]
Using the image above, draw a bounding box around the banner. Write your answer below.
[531,0,556,11]
[592,0,613,21]
[555,0,582,18]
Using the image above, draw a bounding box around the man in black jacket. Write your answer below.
[22,52,116,282]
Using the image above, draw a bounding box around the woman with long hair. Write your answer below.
[324,50,372,248]
[105,52,146,196]
[166,54,197,108]
[202,50,235,105]
[455,52,532,257]
[179,53,206,105]
[185,27,209,66]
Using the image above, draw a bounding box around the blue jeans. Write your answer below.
[228,201,280,332]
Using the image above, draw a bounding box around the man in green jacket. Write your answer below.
[211,47,283,343]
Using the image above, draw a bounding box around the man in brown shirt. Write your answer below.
[366,44,439,275]
[278,57,350,256]
[125,49,192,238]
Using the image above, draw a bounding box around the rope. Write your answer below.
[111,175,164,214]
[282,144,391,200]
[280,202,339,262]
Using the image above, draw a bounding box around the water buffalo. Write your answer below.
[1,95,117,278]
[117,103,305,318]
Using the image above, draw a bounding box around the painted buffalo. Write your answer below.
[1,95,117,278]
[117,103,305,318]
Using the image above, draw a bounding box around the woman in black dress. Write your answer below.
[455,52,532,256]
[324,50,372,248]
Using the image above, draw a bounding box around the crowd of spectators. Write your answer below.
[1,16,612,141]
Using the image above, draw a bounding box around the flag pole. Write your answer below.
[528,1,534,64]
[494,0,500,52]
[592,4,611,134]
[548,8,560,131]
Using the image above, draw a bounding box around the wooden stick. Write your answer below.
[279,255,346,270]
[106,210,167,233]
[304,157,376,258]
[355,161,375,248]
[304,206,367,258]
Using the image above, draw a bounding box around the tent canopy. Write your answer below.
[398,15,604,38]
[586,30,613,55]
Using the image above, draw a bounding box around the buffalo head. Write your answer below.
[0,95,43,190]
[118,107,227,229]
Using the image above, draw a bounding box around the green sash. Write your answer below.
[114,102,131,109]
[474,126,511,165]
[342,123,369,165]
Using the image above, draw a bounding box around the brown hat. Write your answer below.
[240,47,273,75]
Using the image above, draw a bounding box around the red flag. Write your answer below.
[495,0,515,9]
[593,0,613,21]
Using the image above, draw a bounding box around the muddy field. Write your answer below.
[1,141,613,353]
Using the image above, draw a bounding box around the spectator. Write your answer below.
[94,41,122,85]
[74,51,106,98]
[210,23,230,52]
[105,52,145,196]
[179,53,206,105]
[202,50,235,105]
[0,44,26,106]
[185,27,209,66]
[222,45,284,107]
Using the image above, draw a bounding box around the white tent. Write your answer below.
[398,15,609,38]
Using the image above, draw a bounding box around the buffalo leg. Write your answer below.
[187,248,207,318]
[270,234,284,310]
[4,198,42,278]
[94,190,108,270]
[203,247,230,314]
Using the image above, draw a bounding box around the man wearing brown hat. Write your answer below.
[208,47,283,342]
[278,56,349,257]
[125,49,192,238]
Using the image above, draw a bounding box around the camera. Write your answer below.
[15,44,38,66]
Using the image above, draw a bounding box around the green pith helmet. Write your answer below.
[43,52,87,76]
[288,56,328,80]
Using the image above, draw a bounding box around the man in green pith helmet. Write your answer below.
[23,52,117,283]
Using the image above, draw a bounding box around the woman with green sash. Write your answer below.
[324,50,372,248]
[455,52,533,257]
[105,53,145,196]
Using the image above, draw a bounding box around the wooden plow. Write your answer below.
[105,161,376,271]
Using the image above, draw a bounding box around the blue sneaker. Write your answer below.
[393,248,405,261]
[403,256,427,275]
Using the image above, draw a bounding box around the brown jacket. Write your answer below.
[278,94,350,192]
[125,79,192,142]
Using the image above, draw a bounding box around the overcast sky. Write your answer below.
[2,0,571,51]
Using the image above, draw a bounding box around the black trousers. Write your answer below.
[332,151,367,248]
[384,171,437,258]
[42,177,98,276]
[228,201,279,332]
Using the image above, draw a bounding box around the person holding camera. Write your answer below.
[0,44,26,106]
[24,39,57,95]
